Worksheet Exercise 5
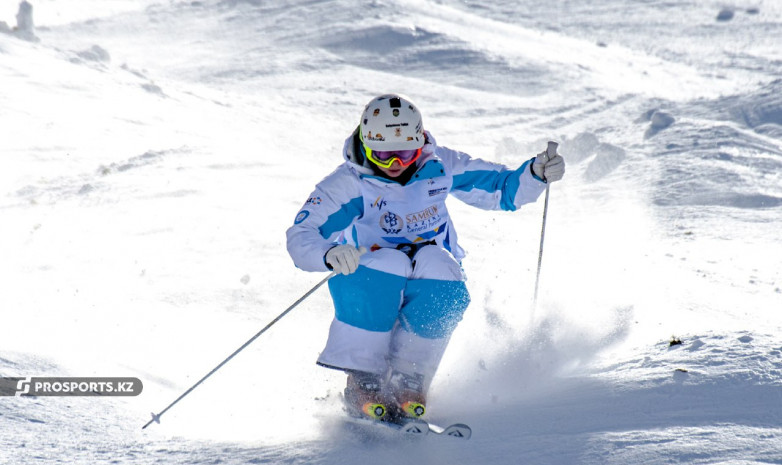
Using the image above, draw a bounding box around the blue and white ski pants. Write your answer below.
[317,245,470,390]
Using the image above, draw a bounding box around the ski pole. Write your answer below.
[532,141,558,310]
[142,271,336,430]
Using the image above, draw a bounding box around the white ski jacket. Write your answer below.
[286,130,547,272]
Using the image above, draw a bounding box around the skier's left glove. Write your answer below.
[325,245,362,276]
[532,149,565,183]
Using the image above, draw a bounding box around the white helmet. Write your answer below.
[360,94,424,151]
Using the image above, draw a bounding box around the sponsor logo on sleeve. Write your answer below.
[294,210,310,224]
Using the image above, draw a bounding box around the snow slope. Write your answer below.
[1,0,781,463]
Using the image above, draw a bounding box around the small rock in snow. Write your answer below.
[645,111,675,138]
[673,368,690,381]
[141,83,165,96]
[717,9,735,21]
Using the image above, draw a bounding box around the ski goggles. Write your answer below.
[364,146,423,168]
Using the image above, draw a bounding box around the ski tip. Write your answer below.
[399,419,429,436]
[440,423,472,440]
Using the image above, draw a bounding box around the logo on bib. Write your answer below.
[428,187,447,197]
[379,211,404,234]
[406,205,442,234]
[372,196,387,211]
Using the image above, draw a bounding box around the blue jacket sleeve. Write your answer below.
[440,147,547,211]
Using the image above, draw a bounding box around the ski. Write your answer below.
[344,414,471,440]
[344,414,429,436]
[428,421,472,439]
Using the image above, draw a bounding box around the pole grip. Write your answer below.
[546,141,558,159]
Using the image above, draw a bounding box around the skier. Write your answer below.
[286,94,564,421]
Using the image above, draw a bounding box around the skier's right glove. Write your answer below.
[325,245,362,275]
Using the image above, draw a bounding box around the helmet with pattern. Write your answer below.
[360,94,424,152]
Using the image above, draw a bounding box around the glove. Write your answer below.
[325,245,362,275]
[532,149,565,183]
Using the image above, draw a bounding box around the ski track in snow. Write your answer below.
[1,0,781,464]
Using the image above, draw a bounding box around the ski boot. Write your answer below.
[343,371,387,420]
[387,371,426,418]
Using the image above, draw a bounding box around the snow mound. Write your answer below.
[319,23,548,95]
[583,143,627,183]
[646,80,782,209]
[560,132,601,164]
[730,79,782,130]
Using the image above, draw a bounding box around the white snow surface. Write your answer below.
[1,0,781,463]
